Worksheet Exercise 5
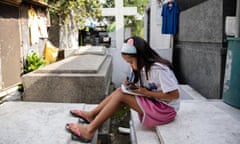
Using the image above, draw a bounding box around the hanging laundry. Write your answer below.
[28,6,39,44]
[38,16,48,38]
[44,41,59,64]
[161,1,180,35]
[37,9,49,38]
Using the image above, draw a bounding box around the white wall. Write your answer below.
[144,0,173,62]
[107,48,130,87]
[108,27,131,48]
[107,28,132,87]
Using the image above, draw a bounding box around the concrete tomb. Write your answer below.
[0,102,98,144]
[22,46,113,104]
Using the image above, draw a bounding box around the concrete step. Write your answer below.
[130,110,160,144]
[156,100,240,144]
[130,85,240,144]
[131,100,240,144]
[179,84,207,100]
[0,102,98,144]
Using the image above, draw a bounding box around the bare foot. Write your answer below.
[66,123,94,140]
[70,110,94,122]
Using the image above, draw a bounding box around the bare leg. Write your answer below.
[89,89,120,117]
[71,89,119,121]
[89,88,143,130]
[67,88,143,139]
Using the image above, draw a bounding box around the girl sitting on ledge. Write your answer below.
[66,36,180,143]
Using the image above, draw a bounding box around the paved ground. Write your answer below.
[0,90,131,144]
[0,102,98,144]
[1,85,240,144]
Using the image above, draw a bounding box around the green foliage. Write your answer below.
[106,22,116,32]
[104,0,149,37]
[24,52,46,74]
[45,0,103,30]
[20,52,45,92]
[102,0,115,8]
[124,0,149,37]
[43,0,148,35]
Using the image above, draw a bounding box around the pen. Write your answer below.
[128,71,134,82]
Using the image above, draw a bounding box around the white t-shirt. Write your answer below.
[139,62,180,111]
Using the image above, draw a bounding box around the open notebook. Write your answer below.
[121,84,141,96]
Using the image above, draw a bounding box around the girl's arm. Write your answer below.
[132,87,179,102]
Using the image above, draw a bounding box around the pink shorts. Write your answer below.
[136,96,176,127]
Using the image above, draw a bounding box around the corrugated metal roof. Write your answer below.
[23,0,48,7]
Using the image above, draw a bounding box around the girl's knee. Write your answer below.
[115,87,122,92]
[113,87,124,95]
[112,88,126,100]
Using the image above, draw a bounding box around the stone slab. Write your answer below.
[0,102,98,144]
[156,101,240,144]
[179,85,207,100]
[36,55,107,74]
[22,55,112,104]
[64,46,106,58]
[74,46,106,55]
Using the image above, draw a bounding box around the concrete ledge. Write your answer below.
[130,85,240,144]
[156,101,240,144]
[179,85,207,100]
[130,110,160,144]
[0,86,19,98]
[0,102,98,144]
[129,85,204,144]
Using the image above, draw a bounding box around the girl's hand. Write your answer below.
[123,78,134,86]
[123,79,128,85]
[131,87,149,95]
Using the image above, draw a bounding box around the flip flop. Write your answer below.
[65,123,92,143]
[70,110,90,124]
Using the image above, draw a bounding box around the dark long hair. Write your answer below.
[122,36,173,83]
